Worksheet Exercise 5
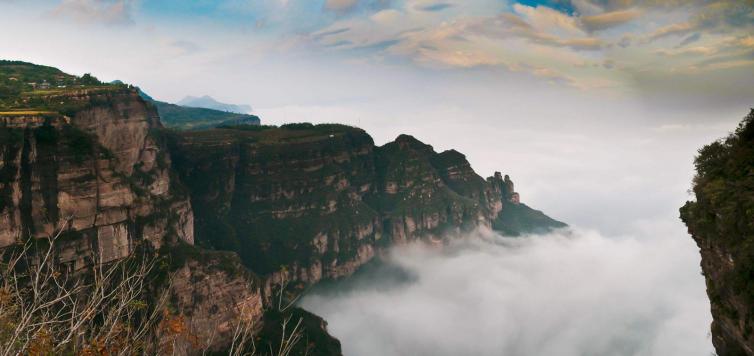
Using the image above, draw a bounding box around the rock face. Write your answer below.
[167,123,565,294]
[0,89,193,262]
[0,88,260,355]
[159,248,264,355]
[681,109,754,356]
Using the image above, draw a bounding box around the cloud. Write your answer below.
[167,39,202,55]
[580,8,642,32]
[678,32,702,47]
[654,46,717,57]
[51,0,135,25]
[695,51,754,69]
[482,5,606,50]
[370,9,401,25]
[739,35,754,49]
[301,227,712,356]
[618,35,632,47]
[648,22,695,41]
[418,2,454,12]
[513,3,584,36]
[691,0,754,29]
[324,0,359,12]
[232,0,754,96]
[314,27,352,40]
[469,10,604,50]
[529,65,581,86]
[646,1,754,42]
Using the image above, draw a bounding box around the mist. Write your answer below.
[300,225,712,356]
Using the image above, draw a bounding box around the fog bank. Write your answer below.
[300,225,712,356]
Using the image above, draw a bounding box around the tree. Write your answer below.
[0,220,169,355]
[79,73,101,86]
[0,220,307,356]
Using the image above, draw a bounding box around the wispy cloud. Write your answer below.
[648,22,694,41]
[678,32,702,47]
[324,0,359,12]
[580,8,642,32]
[418,2,454,12]
[51,0,135,25]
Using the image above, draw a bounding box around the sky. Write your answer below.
[0,0,750,232]
[1,1,752,354]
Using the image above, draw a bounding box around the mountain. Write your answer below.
[151,100,260,130]
[0,61,564,355]
[681,109,754,356]
[122,87,261,130]
[178,95,252,114]
[165,124,566,280]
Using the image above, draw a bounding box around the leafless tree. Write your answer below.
[0,219,170,355]
[223,272,306,356]
[0,219,310,356]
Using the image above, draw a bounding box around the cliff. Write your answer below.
[1,61,564,355]
[165,123,565,295]
[681,109,754,356]
[0,88,193,258]
[0,64,264,354]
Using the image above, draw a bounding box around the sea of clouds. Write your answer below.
[300,224,712,356]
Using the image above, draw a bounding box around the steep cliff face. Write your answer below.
[167,123,564,294]
[0,89,193,263]
[166,124,383,295]
[159,247,264,355]
[368,134,501,243]
[681,109,754,356]
[0,86,264,355]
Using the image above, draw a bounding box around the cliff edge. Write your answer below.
[681,109,754,356]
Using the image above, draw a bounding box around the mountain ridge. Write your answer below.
[178,95,252,114]
[0,60,565,355]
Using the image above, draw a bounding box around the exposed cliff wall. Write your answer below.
[681,109,754,356]
[166,123,564,296]
[0,88,263,355]
[0,89,192,264]
[159,246,264,355]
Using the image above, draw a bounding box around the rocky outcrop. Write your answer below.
[160,248,263,355]
[166,124,565,296]
[681,109,754,356]
[0,89,193,266]
[0,89,239,354]
[254,307,343,356]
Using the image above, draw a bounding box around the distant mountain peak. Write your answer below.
[177,95,252,114]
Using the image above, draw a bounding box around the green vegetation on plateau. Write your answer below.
[0,60,130,117]
[1,60,260,131]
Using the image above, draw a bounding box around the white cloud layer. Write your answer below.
[301,226,713,356]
